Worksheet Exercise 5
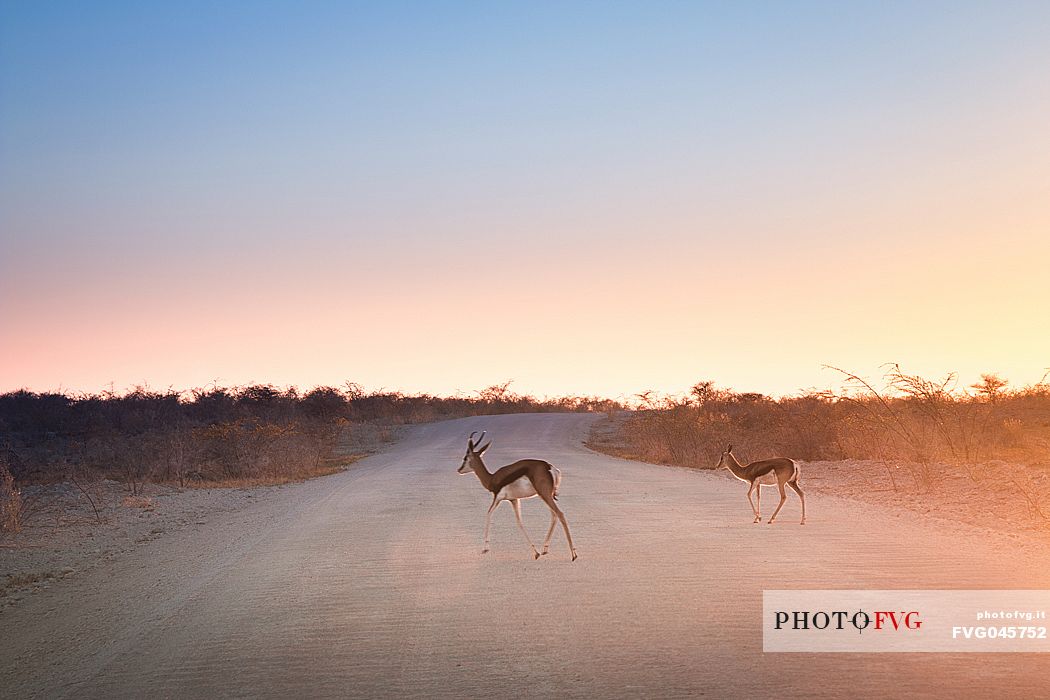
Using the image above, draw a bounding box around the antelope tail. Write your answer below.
[551,466,562,500]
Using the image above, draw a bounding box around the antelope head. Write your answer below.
[715,444,734,470]
[457,431,491,474]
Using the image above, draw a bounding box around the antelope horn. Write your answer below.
[468,430,486,448]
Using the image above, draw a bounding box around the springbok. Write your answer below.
[457,431,577,561]
[716,444,806,525]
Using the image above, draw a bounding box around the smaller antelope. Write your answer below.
[457,431,577,561]
[716,444,806,525]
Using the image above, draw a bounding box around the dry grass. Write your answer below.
[1,568,77,599]
[588,367,1050,531]
[1,458,21,533]
[0,382,621,496]
[181,461,356,489]
[121,495,154,509]
[3,570,57,588]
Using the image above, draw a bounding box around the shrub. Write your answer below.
[601,368,1050,494]
[0,457,20,533]
[0,382,622,490]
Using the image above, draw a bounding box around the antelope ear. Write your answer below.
[477,441,491,454]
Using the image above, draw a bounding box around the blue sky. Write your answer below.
[2,1,1049,397]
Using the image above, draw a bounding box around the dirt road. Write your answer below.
[2,413,1049,698]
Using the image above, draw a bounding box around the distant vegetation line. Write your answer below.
[0,381,621,501]
[3,367,1049,534]
[588,366,1050,517]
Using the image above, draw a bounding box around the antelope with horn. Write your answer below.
[716,444,806,525]
[457,431,578,561]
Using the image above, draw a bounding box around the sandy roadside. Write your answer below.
[1,423,399,609]
[1,480,289,608]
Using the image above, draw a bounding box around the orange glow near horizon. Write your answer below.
[4,204,1048,400]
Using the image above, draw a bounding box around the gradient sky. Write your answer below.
[2,1,1049,400]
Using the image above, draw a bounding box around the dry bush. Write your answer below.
[191,419,340,483]
[613,382,847,470]
[824,365,1047,490]
[995,418,1026,448]
[0,381,622,492]
[1,457,21,533]
[69,466,106,525]
[598,368,1050,502]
